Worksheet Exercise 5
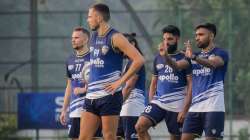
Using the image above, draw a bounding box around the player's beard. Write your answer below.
[73,45,84,51]
[91,24,100,31]
[167,43,177,54]
[197,40,209,49]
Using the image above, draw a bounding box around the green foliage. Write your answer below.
[0,114,31,140]
[238,128,249,140]
[155,0,250,116]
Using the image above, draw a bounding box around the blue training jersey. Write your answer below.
[66,52,90,118]
[189,47,229,112]
[151,52,191,112]
[120,59,146,116]
[87,28,123,99]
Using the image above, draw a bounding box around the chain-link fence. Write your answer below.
[0,0,249,139]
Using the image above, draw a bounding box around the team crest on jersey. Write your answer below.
[220,131,224,137]
[101,45,109,55]
[211,129,217,134]
[68,65,74,70]
[156,64,164,70]
[130,133,138,139]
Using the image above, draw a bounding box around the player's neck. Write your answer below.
[97,23,110,36]
[202,42,215,53]
[76,45,89,56]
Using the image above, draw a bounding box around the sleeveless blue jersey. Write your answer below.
[87,28,123,99]
[151,52,191,112]
[120,60,146,116]
[66,52,90,118]
[189,47,229,112]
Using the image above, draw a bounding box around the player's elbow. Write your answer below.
[137,55,145,67]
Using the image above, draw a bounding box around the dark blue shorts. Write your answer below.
[182,112,225,138]
[141,103,182,135]
[117,116,139,140]
[68,118,80,138]
[85,92,123,116]
[68,118,102,138]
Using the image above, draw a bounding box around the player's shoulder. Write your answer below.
[106,28,119,37]
[66,53,75,62]
[154,53,161,59]
[110,28,122,38]
[212,47,229,57]
[214,47,228,53]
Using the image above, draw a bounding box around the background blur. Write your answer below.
[0,0,249,140]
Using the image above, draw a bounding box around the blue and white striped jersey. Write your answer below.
[87,28,123,99]
[189,47,229,112]
[151,52,191,112]
[120,60,146,116]
[66,52,90,117]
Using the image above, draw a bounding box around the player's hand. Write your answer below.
[184,40,193,59]
[158,42,167,56]
[59,110,67,126]
[177,111,186,123]
[73,87,87,95]
[104,80,122,95]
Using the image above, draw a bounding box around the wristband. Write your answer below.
[191,54,197,60]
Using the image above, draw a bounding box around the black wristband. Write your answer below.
[191,54,197,60]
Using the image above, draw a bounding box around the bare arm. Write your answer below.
[159,42,190,70]
[177,75,192,123]
[164,54,190,70]
[60,79,71,125]
[185,41,224,69]
[73,83,87,95]
[148,75,157,102]
[104,33,144,93]
[122,74,138,102]
[194,55,224,69]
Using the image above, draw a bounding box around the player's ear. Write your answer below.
[209,32,215,40]
[96,13,103,23]
[176,36,180,41]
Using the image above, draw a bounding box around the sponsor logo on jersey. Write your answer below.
[72,72,83,79]
[90,58,104,67]
[68,65,74,70]
[193,67,211,76]
[156,64,164,70]
[159,74,179,82]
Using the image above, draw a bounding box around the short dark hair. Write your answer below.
[123,33,143,56]
[162,25,180,37]
[91,3,110,22]
[196,23,216,37]
[74,26,90,38]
